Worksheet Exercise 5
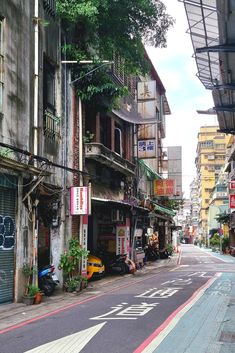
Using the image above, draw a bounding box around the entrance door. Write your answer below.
[0,182,17,304]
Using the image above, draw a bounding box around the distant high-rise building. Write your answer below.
[167,146,182,199]
[189,178,200,241]
[195,126,231,243]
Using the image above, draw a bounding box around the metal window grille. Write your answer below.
[43,0,56,17]
[43,109,60,141]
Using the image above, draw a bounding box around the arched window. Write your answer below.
[115,127,122,156]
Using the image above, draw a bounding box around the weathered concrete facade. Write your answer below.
[0,0,72,303]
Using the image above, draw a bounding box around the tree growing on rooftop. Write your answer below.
[57,0,174,74]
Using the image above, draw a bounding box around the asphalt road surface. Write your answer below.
[1,244,234,353]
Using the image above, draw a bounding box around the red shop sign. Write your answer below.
[230,194,235,208]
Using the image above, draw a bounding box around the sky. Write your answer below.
[146,0,218,198]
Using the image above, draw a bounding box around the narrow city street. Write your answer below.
[0,245,235,353]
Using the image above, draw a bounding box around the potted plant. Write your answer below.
[64,277,82,293]
[22,284,40,305]
[59,238,89,292]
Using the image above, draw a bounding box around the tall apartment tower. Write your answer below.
[195,126,230,242]
[189,178,200,241]
[167,146,182,199]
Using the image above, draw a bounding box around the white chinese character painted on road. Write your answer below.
[90,302,159,320]
[186,272,211,278]
[135,287,181,299]
[161,278,192,286]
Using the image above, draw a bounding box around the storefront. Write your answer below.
[89,198,131,258]
[0,175,17,304]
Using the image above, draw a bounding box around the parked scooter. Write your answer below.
[144,245,159,261]
[38,264,59,296]
[108,254,136,275]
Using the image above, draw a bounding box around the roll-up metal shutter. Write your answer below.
[0,176,17,304]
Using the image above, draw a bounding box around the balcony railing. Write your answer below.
[85,142,136,176]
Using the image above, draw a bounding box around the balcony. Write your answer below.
[85,143,136,176]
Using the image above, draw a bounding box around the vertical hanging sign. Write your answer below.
[116,225,126,256]
[70,186,90,215]
[81,215,88,277]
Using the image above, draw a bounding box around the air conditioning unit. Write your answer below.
[111,209,124,222]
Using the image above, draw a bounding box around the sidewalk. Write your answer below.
[0,254,179,332]
[198,245,235,263]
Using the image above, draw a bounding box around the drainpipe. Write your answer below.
[33,0,39,159]
[32,0,39,287]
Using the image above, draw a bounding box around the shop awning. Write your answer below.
[137,159,162,180]
[91,197,149,212]
[152,202,176,217]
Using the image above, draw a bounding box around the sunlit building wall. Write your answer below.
[195,126,230,243]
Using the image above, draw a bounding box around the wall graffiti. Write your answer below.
[0,215,15,250]
[0,269,8,285]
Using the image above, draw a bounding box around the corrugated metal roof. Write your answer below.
[182,0,235,133]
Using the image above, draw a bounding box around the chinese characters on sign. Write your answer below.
[70,186,90,215]
[154,179,175,196]
[137,81,157,122]
[230,181,235,190]
[138,139,156,158]
[116,225,129,255]
[81,215,88,276]
[230,194,235,209]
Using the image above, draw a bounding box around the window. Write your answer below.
[200,140,213,148]
[215,144,225,150]
[43,60,55,114]
[43,59,60,144]
[214,164,222,171]
[215,154,225,160]
[0,18,4,114]
[208,154,215,160]
[100,116,111,148]
[114,125,123,156]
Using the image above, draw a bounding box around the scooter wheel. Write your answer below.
[43,283,55,296]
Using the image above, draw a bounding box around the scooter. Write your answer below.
[108,254,136,275]
[38,264,59,296]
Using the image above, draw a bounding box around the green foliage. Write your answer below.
[0,147,13,158]
[59,238,89,280]
[83,130,94,143]
[22,263,37,277]
[57,0,174,74]
[75,67,129,110]
[25,284,40,297]
[210,233,220,247]
[64,277,81,292]
[215,212,230,225]
[222,236,230,253]
[166,243,173,255]
[160,198,184,211]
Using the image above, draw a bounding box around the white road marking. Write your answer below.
[139,273,221,353]
[24,322,106,353]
